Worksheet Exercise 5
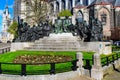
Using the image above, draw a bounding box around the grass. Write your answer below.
[0,50,94,75]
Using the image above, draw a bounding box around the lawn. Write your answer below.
[0,50,94,75]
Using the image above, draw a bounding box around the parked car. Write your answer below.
[114,41,120,46]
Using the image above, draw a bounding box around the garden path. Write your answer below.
[103,66,120,80]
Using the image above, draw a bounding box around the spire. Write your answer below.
[3,0,9,15]
[6,0,8,9]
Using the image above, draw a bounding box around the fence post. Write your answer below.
[49,63,55,75]
[85,59,91,69]
[71,59,78,71]
[116,53,119,60]
[0,63,2,74]
[21,64,26,76]
[106,57,109,66]
[2,49,4,53]
[76,52,84,75]
[91,53,103,80]
[112,55,115,62]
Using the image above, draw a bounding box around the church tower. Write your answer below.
[1,1,13,42]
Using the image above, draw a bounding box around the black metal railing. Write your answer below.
[0,47,11,54]
[101,53,120,67]
[82,58,93,70]
[0,59,78,76]
[112,46,120,52]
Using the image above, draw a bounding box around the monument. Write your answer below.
[11,16,111,54]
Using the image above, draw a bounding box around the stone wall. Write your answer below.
[11,41,111,55]
[11,42,33,52]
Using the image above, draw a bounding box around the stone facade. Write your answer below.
[50,0,120,40]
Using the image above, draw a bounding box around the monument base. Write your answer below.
[24,33,82,51]
[11,33,112,54]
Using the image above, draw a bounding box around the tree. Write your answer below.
[58,10,72,17]
[7,21,18,38]
[25,0,51,24]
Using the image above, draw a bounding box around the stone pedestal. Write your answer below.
[76,52,84,75]
[24,33,81,51]
[91,53,103,80]
[11,33,112,54]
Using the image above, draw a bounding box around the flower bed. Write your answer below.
[14,54,72,64]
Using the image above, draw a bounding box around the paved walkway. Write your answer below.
[103,67,120,80]
[69,75,94,80]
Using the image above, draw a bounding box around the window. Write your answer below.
[101,12,107,25]
[76,11,83,23]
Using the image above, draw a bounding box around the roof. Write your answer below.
[89,0,110,6]
[108,0,116,5]
[74,3,86,9]
[114,0,120,7]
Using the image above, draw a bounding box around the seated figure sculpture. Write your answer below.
[54,17,62,33]
[62,16,72,32]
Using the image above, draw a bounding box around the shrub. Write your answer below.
[58,10,72,17]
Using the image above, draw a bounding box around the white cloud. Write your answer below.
[0,10,4,16]
[8,4,13,9]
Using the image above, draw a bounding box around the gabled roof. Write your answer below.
[114,0,120,7]
[108,0,116,5]
[74,3,86,9]
[89,0,110,6]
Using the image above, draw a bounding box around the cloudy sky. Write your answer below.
[0,0,14,32]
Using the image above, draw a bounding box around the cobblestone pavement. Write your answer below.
[103,67,120,80]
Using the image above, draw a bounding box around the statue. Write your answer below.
[62,16,72,32]
[91,18,103,41]
[14,16,103,42]
[14,18,52,42]
[54,17,62,33]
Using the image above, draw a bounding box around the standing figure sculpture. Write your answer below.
[91,18,103,41]
[76,18,91,41]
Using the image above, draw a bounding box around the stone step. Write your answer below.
[24,47,79,51]
[24,33,82,51]
[35,39,80,42]
[33,42,79,45]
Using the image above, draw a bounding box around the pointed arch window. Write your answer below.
[76,11,83,23]
[117,11,120,26]
[101,12,107,25]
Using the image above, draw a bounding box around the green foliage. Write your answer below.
[7,21,18,38]
[58,10,72,17]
